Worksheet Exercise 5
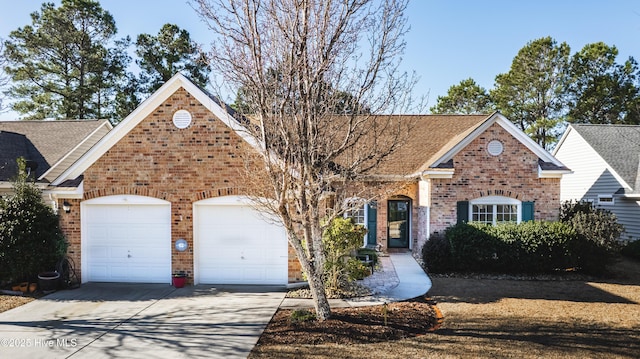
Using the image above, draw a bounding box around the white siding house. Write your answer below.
[554,124,640,241]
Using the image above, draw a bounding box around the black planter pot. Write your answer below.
[38,271,60,292]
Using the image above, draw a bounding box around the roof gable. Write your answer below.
[53,73,258,186]
[415,112,569,178]
[557,124,640,191]
[345,112,569,179]
[430,113,563,167]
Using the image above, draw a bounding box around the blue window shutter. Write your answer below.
[522,201,535,221]
[366,203,377,246]
[457,201,469,224]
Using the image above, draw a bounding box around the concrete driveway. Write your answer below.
[0,283,285,358]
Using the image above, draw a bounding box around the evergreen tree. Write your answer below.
[0,158,67,282]
[567,42,640,125]
[491,37,571,150]
[3,0,130,121]
[135,23,210,94]
[430,78,494,114]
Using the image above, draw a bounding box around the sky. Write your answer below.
[1,0,640,120]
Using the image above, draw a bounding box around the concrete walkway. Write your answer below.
[280,252,432,309]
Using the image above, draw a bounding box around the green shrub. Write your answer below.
[560,200,624,273]
[290,309,316,323]
[621,240,640,261]
[322,217,367,291]
[345,258,370,280]
[0,159,68,283]
[489,221,574,273]
[356,248,378,266]
[421,232,454,273]
[559,200,594,222]
[444,222,505,272]
[435,221,578,274]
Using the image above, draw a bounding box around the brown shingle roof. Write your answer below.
[0,120,111,182]
[370,114,489,176]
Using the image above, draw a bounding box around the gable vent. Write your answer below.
[487,140,504,156]
[172,110,192,129]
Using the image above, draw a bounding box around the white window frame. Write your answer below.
[597,195,614,206]
[469,196,522,225]
[343,197,370,247]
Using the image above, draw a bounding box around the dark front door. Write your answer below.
[387,199,410,248]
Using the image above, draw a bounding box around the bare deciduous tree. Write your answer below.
[193,0,418,321]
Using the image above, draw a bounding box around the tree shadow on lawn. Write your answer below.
[429,277,638,304]
[428,315,640,359]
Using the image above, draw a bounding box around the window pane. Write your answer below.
[496,204,517,223]
[472,204,493,224]
[347,206,366,225]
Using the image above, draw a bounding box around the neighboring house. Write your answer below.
[0,120,112,201]
[3,74,570,286]
[554,124,640,241]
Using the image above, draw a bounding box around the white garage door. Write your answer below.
[195,197,288,285]
[83,196,171,283]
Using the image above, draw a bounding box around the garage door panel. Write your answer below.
[109,265,130,280]
[86,224,109,239]
[196,202,287,285]
[107,247,129,261]
[84,202,170,283]
[87,246,109,260]
[128,247,167,262]
[89,265,108,279]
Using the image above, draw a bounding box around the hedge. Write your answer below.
[423,220,618,275]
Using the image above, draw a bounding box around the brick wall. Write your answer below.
[58,198,82,278]
[429,122,561,236]
[63,88,300,283]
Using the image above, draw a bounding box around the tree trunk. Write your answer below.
[306,263,331,320]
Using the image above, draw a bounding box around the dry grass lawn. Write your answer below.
[250,258,640,359]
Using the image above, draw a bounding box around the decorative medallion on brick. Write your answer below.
[487,140,504,156]
[172,109,192,129]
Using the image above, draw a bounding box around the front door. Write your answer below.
[387,199,410,248]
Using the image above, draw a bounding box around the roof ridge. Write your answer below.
[573,123,640,128]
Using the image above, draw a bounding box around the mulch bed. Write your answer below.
[0,295,35,313]
[254,296,442,346]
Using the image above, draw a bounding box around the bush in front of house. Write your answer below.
[621,240,640,261]
[0,159,68,284]
[439,222,506,272]
[422,200,626,275]
[489,221,577,273]
[322,216,368,293]
[436,221,576,274]
[421,231,454,273]
[560,200,624,273]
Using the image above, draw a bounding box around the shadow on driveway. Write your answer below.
[0,283,285,359]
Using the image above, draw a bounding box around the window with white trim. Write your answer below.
[470,196,521,225]
[597,195,614,206]
[344,198,368,245]
[346,205,366,226]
